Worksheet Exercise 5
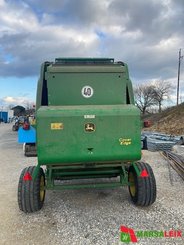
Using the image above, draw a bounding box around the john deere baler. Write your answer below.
[18,58,156,213]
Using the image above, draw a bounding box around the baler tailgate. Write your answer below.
[37,105,141,164]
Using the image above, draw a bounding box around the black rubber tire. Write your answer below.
[12,125,16,131]
[128,162,156,206]
[18,166,45,213]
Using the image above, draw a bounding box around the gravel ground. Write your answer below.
[0,123,183,245]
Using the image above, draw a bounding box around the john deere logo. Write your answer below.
[85,123,95,132]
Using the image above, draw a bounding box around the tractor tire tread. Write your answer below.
[18,166,45,213]
[128,161,156,207]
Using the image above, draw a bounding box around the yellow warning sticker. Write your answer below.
[51,123,63,130]
[119,138,132,145]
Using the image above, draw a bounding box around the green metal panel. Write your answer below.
[47,65,125,73]
[46,69,126,106]
[37,105,141,164]
[55,57,115,64]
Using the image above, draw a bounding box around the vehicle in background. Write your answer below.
[12,116,25,131]
[18,116,37,156]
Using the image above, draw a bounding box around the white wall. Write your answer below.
[8,110,14,118]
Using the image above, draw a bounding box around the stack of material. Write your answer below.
[141,131,181,151]
[147,137,178,151]
[162,151,184,180]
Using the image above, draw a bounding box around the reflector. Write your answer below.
[140,169,149,177]
[23,172,32,181]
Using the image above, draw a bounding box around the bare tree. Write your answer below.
[25,102,34,110]
[152,81,172,113]
[134,84,156,114]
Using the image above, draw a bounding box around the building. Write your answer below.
[0,110,14,123]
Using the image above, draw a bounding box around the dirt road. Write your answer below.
[0,123,183,245]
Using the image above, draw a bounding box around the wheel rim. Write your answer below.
[129,172,136,197]
[40,175,45,201]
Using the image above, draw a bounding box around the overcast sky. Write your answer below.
[0,0,184,108]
